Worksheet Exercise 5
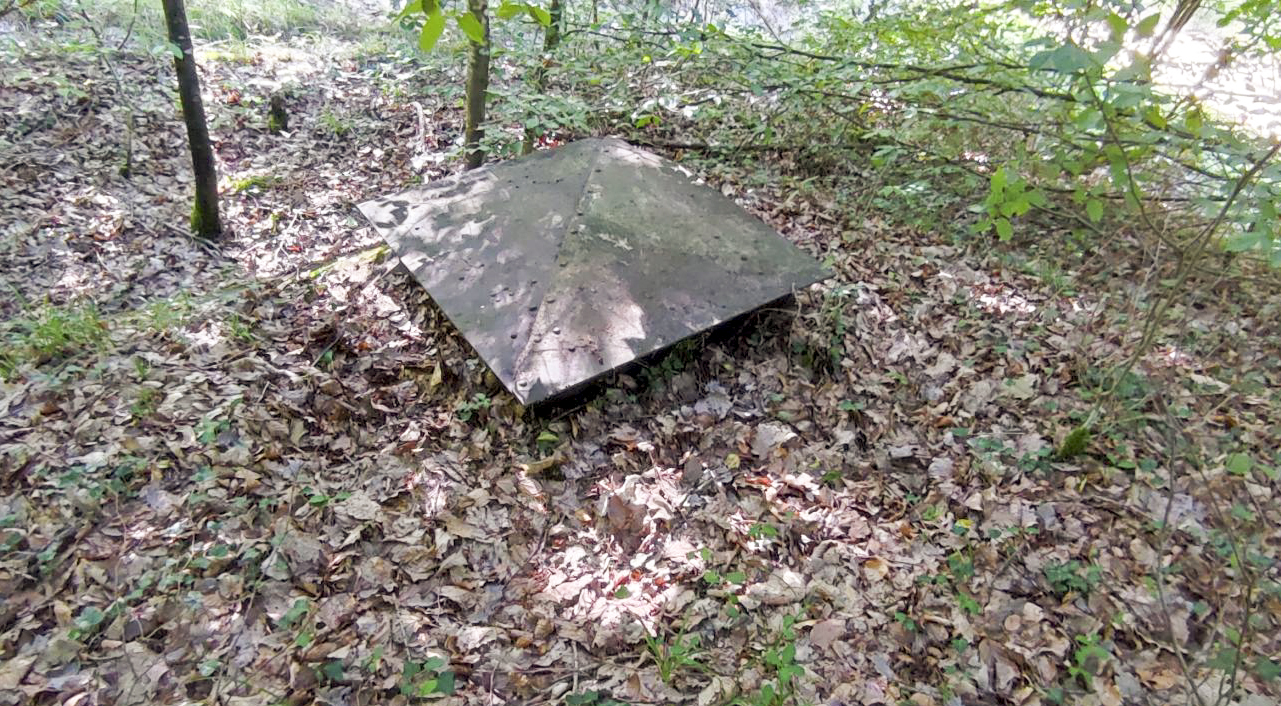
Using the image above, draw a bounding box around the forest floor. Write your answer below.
[2,8,1281,706]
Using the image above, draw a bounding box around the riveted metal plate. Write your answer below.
[358,138,829,404]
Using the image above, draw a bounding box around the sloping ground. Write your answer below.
[2,18,1280,706]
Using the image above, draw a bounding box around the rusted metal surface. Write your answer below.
[357,138,829,405]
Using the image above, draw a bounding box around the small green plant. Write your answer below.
[455,392,492,421]
[640,338,700,388]
[1057,425,1091,459]
[400,656,456,697]
[643,618,707,684]
[197,415,231,445]
[144,292,194,333]
[974,165,1047,241]
[735,613,806,706]
[130,386,161,421]
[52,456,145,508]
[0,300,110,379]
[1043,560,1101,597]
[1068,632,1111,690]
[894,610,918,633]
[225,313,256,342]
[566,692,630,706]
[230,173,281,194]
[535,429,559,453]
[318,107,353,137]
[302,487,350,509]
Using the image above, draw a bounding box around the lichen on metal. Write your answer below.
[357,137,829,405]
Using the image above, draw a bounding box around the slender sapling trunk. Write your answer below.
[161,0,222,238]
[463,0,491,170]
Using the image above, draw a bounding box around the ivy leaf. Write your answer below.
[166,42,185,60]
[418,10,446,51]
[1086,199,1104,223]
[456,13,485,43]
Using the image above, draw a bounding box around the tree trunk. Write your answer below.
[161,0,222,238]
[544,0,562,52]
[463,0,490,170]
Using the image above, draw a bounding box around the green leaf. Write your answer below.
[395,0,424,20]
[1255,658,1281,681]
[281,598,310,628]
[1091,40,1122,66]
[614,585,630,598]
[321,660,345,682]
[994,218,1013,241]
[1135,12,1161,38]
[1105,12,1127,39]
[456,12,485,43]
[1225,230,1264,253]
[419,11,446,51]
[1208,647,1238,671]
[1086,199,1104,223]
[1028,49,1055,71]
[1144,105,1166,129]
[725,570,746,584]
[1046,44,1093,73]
[1225,453,1251,475]
[166,42,184,60]
[536,430,559,444]
[74,606,104,632]
[436,670,456,694]
[990,166,1007,193]
[1114,57,1152,83]
[528,4,551,26]
[423,656,447,671]
[496,2,523,19]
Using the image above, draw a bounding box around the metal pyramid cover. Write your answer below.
[357,137,829,405]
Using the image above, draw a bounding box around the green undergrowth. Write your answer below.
[14,0,364,46]
[0,300,110,381]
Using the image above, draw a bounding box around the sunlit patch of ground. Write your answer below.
[1154,27,1281,139]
